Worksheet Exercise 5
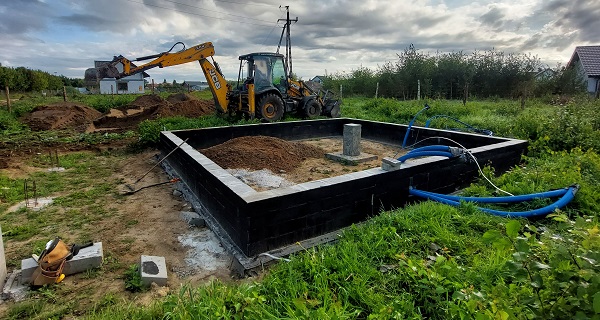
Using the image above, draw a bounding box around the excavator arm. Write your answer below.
[99,42,230,113]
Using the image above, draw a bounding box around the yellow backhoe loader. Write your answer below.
[93,41,340,122]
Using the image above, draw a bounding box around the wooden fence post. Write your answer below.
[4,86,10,113]
[339,84,343,100]
[375,82,379,99]
[417,80,421,100]
[152,79,155,94]
[62,86,67,102]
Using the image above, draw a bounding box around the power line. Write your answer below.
[211,0,276,7]
[124,0,273,27]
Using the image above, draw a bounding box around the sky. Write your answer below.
[1,0,599,83]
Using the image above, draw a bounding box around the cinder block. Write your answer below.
[140,255,167,287]
[382,157,402,171]
[20,242,103,284]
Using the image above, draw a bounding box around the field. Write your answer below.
[1,92,599,319]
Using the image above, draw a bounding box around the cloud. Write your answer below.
[0,0,594,80]
[0,0,51,34]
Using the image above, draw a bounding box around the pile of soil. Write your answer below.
[200,136,325,172]
[93,94,215,130]
[21,102,102,132]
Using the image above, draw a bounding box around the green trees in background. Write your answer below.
[0,66,83,92]
[325,45,586,99]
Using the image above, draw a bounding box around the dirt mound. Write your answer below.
[127,94,165,108]
[93,94,215,131]
[158,99,215,118]
[22,102,102,132]
[166,93,195,103]
[200,136,325,172]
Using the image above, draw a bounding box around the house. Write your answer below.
[93,60,149,94]
[567,45,600,96]
[533,68,557,81]
[182,81,209,91]
[310,75,328,84]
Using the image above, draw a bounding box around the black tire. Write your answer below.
[257,94,284,122]
[303,99,322,119]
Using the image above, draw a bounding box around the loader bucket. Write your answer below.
[323,99,341,118]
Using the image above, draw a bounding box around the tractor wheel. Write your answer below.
[303,100,322,119]
[257,94,284,122]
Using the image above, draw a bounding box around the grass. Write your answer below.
[2,93,600,319]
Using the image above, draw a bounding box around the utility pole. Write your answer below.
[277,6,298,78]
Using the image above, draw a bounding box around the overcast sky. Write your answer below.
[1,0,598,83]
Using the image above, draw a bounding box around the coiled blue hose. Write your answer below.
[409,185,579,218]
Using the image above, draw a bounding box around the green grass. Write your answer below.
[3,94,600,319]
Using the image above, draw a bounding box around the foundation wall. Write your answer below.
[160,119,527,257]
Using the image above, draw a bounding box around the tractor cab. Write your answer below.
[237,52,288,95]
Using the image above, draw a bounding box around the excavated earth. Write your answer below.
[21,102,102,132]
[201,136,326,173]
[93,93,215,131]
[20,94,215,133]
[200,136,402,191]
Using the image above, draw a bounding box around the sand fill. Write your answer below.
[200,136,325,173]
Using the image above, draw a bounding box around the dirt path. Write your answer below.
[0,148,234,317]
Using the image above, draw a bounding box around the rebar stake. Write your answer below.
[33,180,38,207]
[24,179,29,208]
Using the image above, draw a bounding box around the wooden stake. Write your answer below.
[4,86,10,113]
[62,86,67,101]
[152,79,155,94]
[375,82,379,99]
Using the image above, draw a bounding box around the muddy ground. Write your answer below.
[0,146,236,316]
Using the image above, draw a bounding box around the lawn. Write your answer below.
[1,93,599,319]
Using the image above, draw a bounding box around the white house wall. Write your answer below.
[100,79,145,94]
[127,81,145,93]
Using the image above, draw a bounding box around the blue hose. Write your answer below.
[413,188,569,204]
[407,145,451,153]
[425,115,493,136]
[409,185,579,218]
[398,151,453,162]
[402,104,430,148]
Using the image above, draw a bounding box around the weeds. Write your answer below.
[123,264,145,292]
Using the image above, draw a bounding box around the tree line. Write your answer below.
[323,45,586,100]
[0,65,84,92]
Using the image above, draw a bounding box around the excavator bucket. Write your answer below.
[83,62,121,84]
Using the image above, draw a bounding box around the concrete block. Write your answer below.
[140,255,167,287]
[20,242,103,284]
[63,242,103,275]
[382,157,402,171]
[2,270,28,302]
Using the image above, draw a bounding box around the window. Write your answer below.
[117,82,128,92]
[271,58,286,91]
